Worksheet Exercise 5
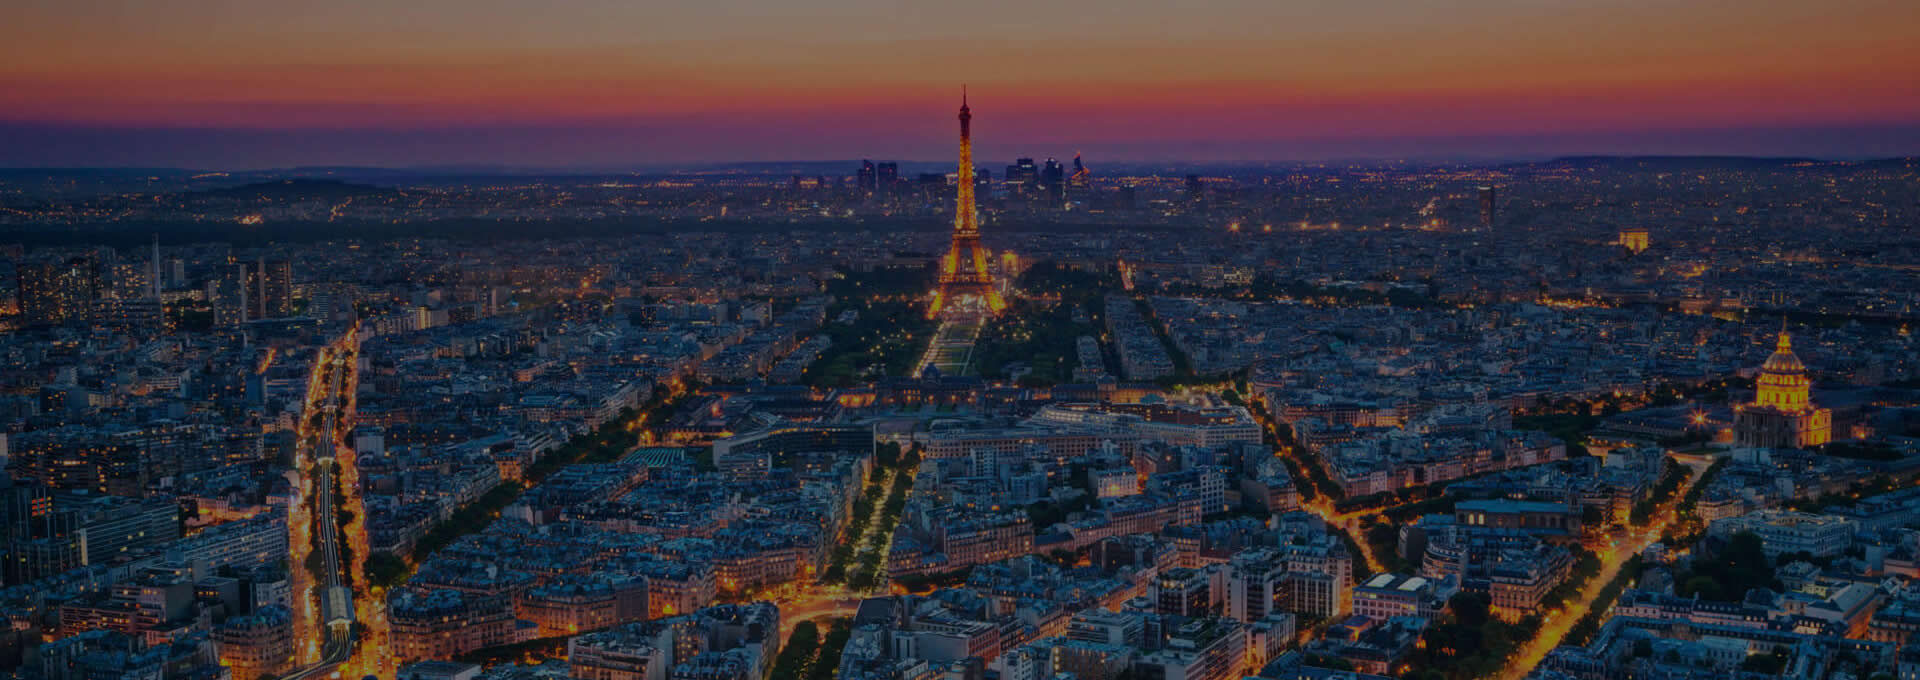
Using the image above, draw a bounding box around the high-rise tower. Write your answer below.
[150,235,162,299]
[857,160,878,199]
[929,90,1004,318]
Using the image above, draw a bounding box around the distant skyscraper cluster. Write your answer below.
[849,151,1094,212]
[840,107,1107,213]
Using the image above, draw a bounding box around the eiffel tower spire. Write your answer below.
[929,90,1005,318]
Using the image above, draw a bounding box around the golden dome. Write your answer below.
[1754,331,1811,412]
[1760,332,1806,376]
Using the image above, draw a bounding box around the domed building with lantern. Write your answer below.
[1733,331,1832,449]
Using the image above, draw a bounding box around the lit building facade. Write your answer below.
[1353,573,1442,622]
[1618,229,1650,253]
[389,588,520,665]
[1709,510,1855,559]
[1733,332,1832,449]
[214,605,294,680]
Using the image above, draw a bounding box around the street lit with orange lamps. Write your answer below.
[1242,392,1387,576]
[1492,460,1707,680]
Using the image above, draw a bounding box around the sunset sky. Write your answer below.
[4,0,1918,168]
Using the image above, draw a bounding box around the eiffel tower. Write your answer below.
[928,88,1004,319]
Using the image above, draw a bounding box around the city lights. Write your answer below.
[3,7,1917,678]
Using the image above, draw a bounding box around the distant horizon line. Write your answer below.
[4,153,1915,176]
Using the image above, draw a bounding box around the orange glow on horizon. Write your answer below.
[7,64,1917,134]
[4,0,1917,164]
[4,1,1918,130]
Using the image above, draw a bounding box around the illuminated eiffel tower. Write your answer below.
[928,88,1004,318]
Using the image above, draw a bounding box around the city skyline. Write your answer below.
[6,0,1920,167]
[4,114,1920,680]
[8,4,1920,680]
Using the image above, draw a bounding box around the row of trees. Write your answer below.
[822,466,889,584]
[1630,459,1690,526]
[822,443,914,584]
[1676,458,1730,517]
[1400,592,1537,680]
[768,619,855,680]
[1274,419,1344,502]
[1408,451,1710,676]
[1673,531,1778,601]
[1244,403,1332,503]
[834,444,920,591]
[365,383,694,589]
[848,457,918,591]
[1539,546,1604,612]
[1143,276,1451,310]
[1566,556,1647,646]
[768,622,822,680]
[1395,547,1605,680]
[1126,297,1252,390]
[811,624,853,680]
